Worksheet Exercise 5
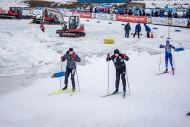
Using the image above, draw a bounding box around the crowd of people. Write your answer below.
[91,7,190,19]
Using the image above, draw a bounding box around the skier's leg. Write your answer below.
[121,71,126,92]
[71,68,76,89]
[125,30,126,37]
[165,54,169,72]
[115,71,120,91]
[169,54,173,68]
[64,67,71,89]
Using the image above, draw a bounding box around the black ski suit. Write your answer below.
[125,23,131,38]
[62,51,81,89]
[107,53,129,91]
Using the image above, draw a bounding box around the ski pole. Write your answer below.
[60,62,63,90]
[172,51,175,70]
[159,49,162,71]
[75,67,80,92]
[75,61,80,92]
[125,63,131,95]
[108,58,109,94]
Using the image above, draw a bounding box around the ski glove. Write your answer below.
[73,54,77,59]
[106,54,110,62]
[159,44,162,48]
[61,56,64,62]
[123,54,126,58]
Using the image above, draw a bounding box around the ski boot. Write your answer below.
[172,68,174,75]
[113,90,118,94]
[62,85,68,90]
[123,88,126,93]
[72,88,76,92]
[164,69,168,73]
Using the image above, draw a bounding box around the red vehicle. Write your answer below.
[0,7,22,19]
[0,7,32,19]
[56,16,86,37]
[34,8,60,24]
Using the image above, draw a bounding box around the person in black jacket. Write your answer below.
[106,49,129,94]
[61,48,81,92]
[124,23,131,38]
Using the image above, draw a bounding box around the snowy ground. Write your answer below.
[0,18,190,127]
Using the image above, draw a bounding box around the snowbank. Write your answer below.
[0,49,190,127]
[0,23,60,77]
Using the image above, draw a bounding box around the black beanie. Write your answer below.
[69,48,73,51]
[114,49,119,54]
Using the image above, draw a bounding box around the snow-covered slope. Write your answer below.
[0,18,190,127]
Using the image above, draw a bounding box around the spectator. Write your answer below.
[155,10,158,17]
[108,8,110,14]
[143,10,145,16]
[133,23,141,39]
[124,23,131,38]
[168,11,172,18]
[40,23,45,33]
[174,13,178,18]
[144,24,151,38]
[139,10,142,16]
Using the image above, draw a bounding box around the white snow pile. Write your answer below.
[0,26,60,76]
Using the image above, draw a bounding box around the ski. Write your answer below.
[101,92,123,97]
[48,88,71,96]
[156,71,172,75]
[123,92,126,98]
[70,90,76,96]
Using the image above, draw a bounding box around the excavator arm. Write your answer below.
[42,8,66,27]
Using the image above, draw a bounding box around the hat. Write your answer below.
[69,48,73,51]
[166,40,170,45]
[114,49,119,54]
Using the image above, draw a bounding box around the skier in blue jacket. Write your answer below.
[133,23,141,39]
[144,24,151,38]
[160,40,175,74]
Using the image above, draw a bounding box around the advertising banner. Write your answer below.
[98,13,110,20]
[147,17,152,24]
[116,15,147,23]
[110,14,116,20]
[72,12,92,18]
[33,10,42,15]
[22,10,28,16]
[166,18,173,25]
[171,18,189,27]
[92,13,97,18]
[152,17,166,25]
[66,12,72,17]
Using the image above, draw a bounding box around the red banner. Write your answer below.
[0,10,6,13]
[72,12,92,18]
[116,15,147,23]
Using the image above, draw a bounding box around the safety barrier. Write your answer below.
[104,38,114,44]
[72,12,189,28]
[175,30,181,32]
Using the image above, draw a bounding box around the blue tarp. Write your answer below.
[175,47,184,52]
[52,72,66,78]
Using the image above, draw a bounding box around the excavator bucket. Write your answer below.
[29,20,33,24]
